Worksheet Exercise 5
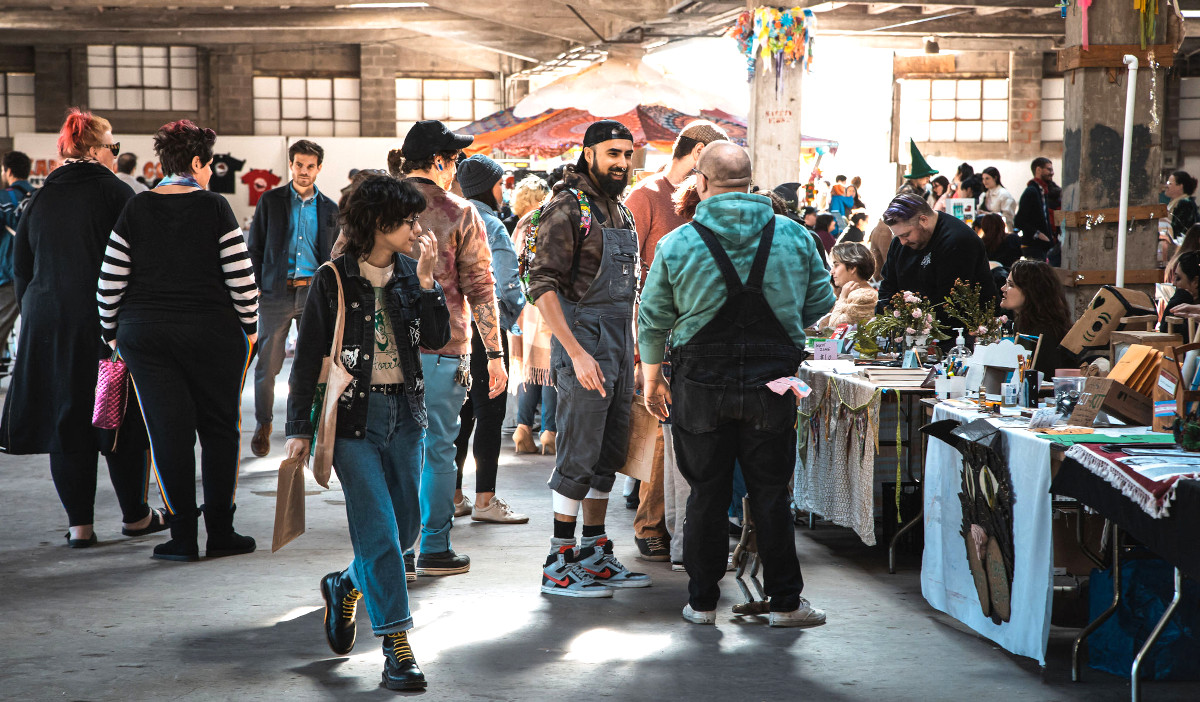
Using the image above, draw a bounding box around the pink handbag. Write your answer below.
[93,351,129,430]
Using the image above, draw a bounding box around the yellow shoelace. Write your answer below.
[388,632,415,663]
[341,589,362,619]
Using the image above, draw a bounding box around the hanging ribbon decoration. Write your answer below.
[727,6,817,92]
[1079,0,1092,51]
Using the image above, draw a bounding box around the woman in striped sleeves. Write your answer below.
[97,120,260,562]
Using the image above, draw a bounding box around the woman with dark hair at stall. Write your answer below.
[1165,170,1198,242]
[1165,223,1200,283]
[999,260,1074,377]
[931,175,952,212]
[979,166,1018,231]
[98,120,259,561]
[953,163,975,195]
[286,174,449,690]
[813,212,837,254]
[1160,251,1200,333]
[975,212,1021,270]
[0,108,164,549]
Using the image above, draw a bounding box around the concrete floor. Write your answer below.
[2,371,1199,702]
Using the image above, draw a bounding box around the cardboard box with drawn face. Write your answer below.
[1061,286,1154,355]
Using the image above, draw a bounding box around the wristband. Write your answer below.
[485,350,504,360]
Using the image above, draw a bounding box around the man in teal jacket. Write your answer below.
[638,142,834,627]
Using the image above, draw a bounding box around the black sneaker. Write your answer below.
[404,552,416,582]
[635,535,671,562]
[381,631,426,691]
[320,570,361,655]
[416,549,470,576]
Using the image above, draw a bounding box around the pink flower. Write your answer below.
[999,315,1009,323]
[906,327,917,335]
[977,325,988,335]
[893,310,901,318]
[911,308,922,318]
[925,313,934,324]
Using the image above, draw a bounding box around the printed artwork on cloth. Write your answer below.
[209,153,246,194]
[794,368,882,546]
[241,168,281,206]
[373,288,402,377]
[926,419,1017,624]
[1063,443,1200,519]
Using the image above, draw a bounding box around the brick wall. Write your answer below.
[210,46,253,136]
[1008,51,1042,155]
[360,43,397,138]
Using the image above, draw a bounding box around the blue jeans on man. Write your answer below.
[333,392,423,634]
[418,354,468,555]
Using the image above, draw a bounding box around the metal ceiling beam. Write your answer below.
[815,10,1064,35]
[866,3,903,13]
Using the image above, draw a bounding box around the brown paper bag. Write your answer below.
[309,262,352,489]
[272,454,307,553]
[620,398,658,482]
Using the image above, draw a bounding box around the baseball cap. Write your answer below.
[401,120,474,161]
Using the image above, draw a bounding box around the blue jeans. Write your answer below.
[418,354,468,554]
[517,382,558,433]
[333,392,423,635]
[729,462,747,521]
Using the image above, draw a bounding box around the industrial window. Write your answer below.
[1041,77,1065,142]
[1181,77,1200,141]
[395,78,497,137]
[252,76,361,137]
[87,45,198,112]
[0,73,35,138]
[899,78,1009,143]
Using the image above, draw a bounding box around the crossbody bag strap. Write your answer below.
[322,261,347,368]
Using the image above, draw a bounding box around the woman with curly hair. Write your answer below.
[97,120,260,561]
[999,260,1074,376]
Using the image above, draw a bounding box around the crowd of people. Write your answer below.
[1,101,1195,693]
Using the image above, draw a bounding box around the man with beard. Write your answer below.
[526,120,651,597]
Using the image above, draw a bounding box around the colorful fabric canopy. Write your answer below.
[460,105,839,159]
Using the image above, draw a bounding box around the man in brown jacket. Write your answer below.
[527,120,651,597]
[395,120,507,577]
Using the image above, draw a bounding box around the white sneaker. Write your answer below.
[682,603,716,625]
[671,562,686,572]
[768,597,827,628]
[471,496,529,524]
[453,495,472,518]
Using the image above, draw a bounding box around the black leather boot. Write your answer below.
[152,509,200,562]
[320,570,361,655]
[381,631,426,691]
[202,504,256,558]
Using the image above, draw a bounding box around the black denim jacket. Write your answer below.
[286,253,451,440]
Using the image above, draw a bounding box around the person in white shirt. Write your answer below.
[114,153,148,193]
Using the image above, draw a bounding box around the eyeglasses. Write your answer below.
[690,168,708,179]
[96,142,121,157]
[403,215,419,227]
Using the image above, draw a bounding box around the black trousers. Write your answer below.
[118,320,249,519]
[50,449,151,527]
[672,374,803,612]
[454,324,509,495]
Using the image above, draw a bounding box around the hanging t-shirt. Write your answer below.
[242,169,281,206]
[210,154,246,194]
[359,260,405,385]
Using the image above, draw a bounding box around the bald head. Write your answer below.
[695,142,752,200]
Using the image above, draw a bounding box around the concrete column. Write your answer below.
[748,58,803,189]
[359,43,398,138]
[1059,0,1177,307]
[209,46,253,136]
[33,47,73,133]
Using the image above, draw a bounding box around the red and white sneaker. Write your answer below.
[579,538,652,588]
[541,545,613,598]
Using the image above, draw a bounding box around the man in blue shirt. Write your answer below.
[0,150,33,374]
[246,140,339,456]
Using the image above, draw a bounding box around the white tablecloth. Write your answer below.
[921,403,1054,665]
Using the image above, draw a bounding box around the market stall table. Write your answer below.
[793,364,933,572]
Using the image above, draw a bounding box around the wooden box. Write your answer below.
[1110,330,1183,364]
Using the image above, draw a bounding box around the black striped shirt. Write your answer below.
[98,190,259,342]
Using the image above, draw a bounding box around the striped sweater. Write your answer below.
[97,190,259,342]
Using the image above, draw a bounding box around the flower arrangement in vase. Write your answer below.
[854,290,948,356]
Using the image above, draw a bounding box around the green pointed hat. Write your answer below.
[903,139,938,180]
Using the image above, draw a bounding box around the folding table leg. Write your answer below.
[1073,523,1121,682]
[1130,567,1184,702]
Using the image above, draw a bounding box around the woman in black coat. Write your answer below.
[0,109,165,548]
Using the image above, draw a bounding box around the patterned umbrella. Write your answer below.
[460,105,836,159]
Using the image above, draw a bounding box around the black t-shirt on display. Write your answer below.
[209,154,246,194]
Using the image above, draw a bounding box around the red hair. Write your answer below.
[57,108,113,159]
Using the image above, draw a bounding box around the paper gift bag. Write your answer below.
[309,262,352,489]
[620,398,658,482]
[272,454,307,553]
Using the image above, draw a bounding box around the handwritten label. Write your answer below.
[1158,370,1178,396]
[765,109,793,125]
[813,340,838,360]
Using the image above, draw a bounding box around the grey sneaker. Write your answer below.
[541,546,612,598]
[768,597,827,628]
[471,496,529,524]
[579,538,651,588]
[453,494,473,518]
[682,603,716,625]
